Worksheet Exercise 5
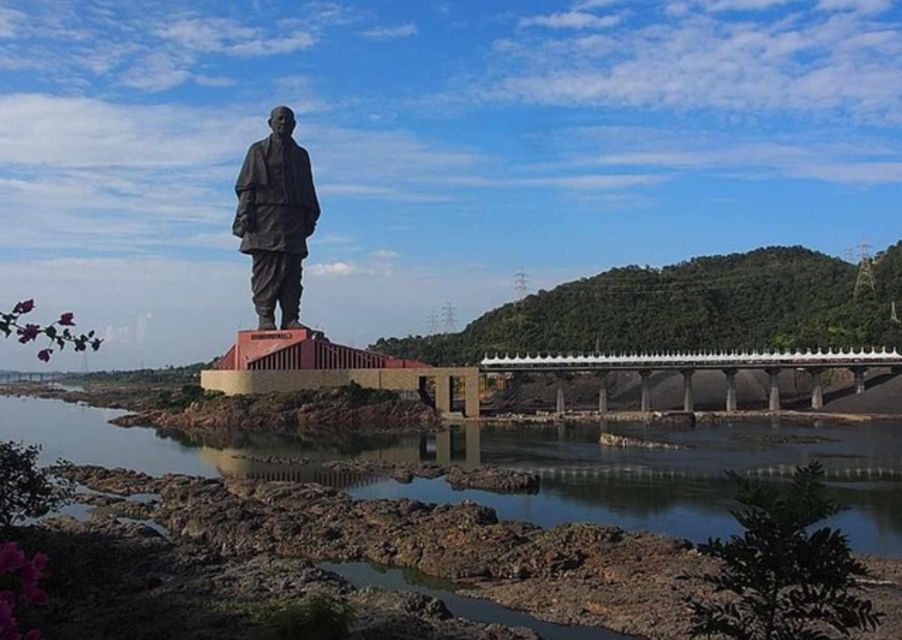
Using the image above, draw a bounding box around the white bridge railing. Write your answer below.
[481,346,902,370]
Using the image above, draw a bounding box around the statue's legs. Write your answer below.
[278,257,304,329]
[251,250,282,330]
[251,251,305,330]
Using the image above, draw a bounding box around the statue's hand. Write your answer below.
[231,212,254,238]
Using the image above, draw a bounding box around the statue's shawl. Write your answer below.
[235,136,319,211]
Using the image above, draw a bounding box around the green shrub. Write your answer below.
[259,593,355,640]
[0,441,74,532]
[690,462,882,640]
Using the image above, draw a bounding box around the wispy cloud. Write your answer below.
[359,23,418,40]
[479,4,902,123]
[518,11,623,30]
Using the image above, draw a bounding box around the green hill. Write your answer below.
[371,243,902,366]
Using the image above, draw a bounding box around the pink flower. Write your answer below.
[12,299,34,314]
[24,629,43,640]
[0,543,25,573]
[36,349,52,363]
[30,555,47,573]
[16,325,40,344]
[58,312,75,326]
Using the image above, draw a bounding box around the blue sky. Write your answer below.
[2,0,902,369]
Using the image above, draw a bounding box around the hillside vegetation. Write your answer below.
[371,243,902,366]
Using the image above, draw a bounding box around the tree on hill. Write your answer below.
[371,244,902,365]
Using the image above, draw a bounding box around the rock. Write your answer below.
[599,432,688,450]
[445,466,540,493]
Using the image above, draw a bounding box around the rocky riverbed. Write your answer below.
[48,465,902,640]
[16,515,543,640]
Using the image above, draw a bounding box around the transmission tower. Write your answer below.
[441,302,456,333]
[514,269,528,299]
[427,311,440,335]
[853,242,877,298]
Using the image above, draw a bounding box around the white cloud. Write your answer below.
[226,32,315,56]
[572,0,624,9]
[120,52,191,92]
[519,11,623,29]
[538,126,902,185]
[481,8,902,122]
[698,0,793,11]
[0,7,26,38]
[308,261,371,276]
[520,174,667,190]
[816,0,892,13]
[359,23,419,40]
[370,249,400,259]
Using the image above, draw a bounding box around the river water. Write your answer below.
[2,394,902,558]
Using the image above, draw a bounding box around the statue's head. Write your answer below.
[268,105,296,139]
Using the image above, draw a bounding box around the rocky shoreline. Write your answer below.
[322,459,540,493]
[1,381,440,435]
[44,465,902,640]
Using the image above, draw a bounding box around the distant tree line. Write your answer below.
[371,243,902,366]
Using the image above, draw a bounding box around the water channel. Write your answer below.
[2,393,901,636]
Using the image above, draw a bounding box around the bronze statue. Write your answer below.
[233,106,320,331]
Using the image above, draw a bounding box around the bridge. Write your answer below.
[480,347,902,414]
[0,371,67,384]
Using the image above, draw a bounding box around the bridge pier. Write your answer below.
[639,370,652,412]
[851,367,867,394]
[555,372,565,416]
[598,371,609,414]
[681,369,695,412]
[434,374,453,415]
[809,368,824,410]
[766,368,781,411]
[724,368,737,413]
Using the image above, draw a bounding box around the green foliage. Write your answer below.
[689,462,883,640]
[256,593,355,640]
[0,441,75,532]
[371,244,902,365]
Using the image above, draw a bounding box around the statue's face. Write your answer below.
[268,108,296,138]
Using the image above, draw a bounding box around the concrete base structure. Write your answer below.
[639,370,652,412]
[201,366,480,418]
[809,368,824,410]
[766,368,781,411]
[555,372,566,415]
[598,372,609,414]
[724,369,737,413]
[681,369,695,412]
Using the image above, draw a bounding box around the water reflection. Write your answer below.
[3,394,902,556]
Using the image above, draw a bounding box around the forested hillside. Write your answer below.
[371,243,902,366]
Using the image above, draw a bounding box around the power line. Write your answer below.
[427,311,440,335]
[441,302,456,333]
[853,242,877,299]
[514,269,528,299]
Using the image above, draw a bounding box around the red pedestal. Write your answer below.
[214,328,428,371]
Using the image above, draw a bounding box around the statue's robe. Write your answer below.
[233,135,320,322]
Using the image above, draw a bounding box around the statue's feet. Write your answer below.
[281,318,305,330]
[257,316,277,331]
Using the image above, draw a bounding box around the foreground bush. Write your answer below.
[690,462,883,640]
[257,593,355,640]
